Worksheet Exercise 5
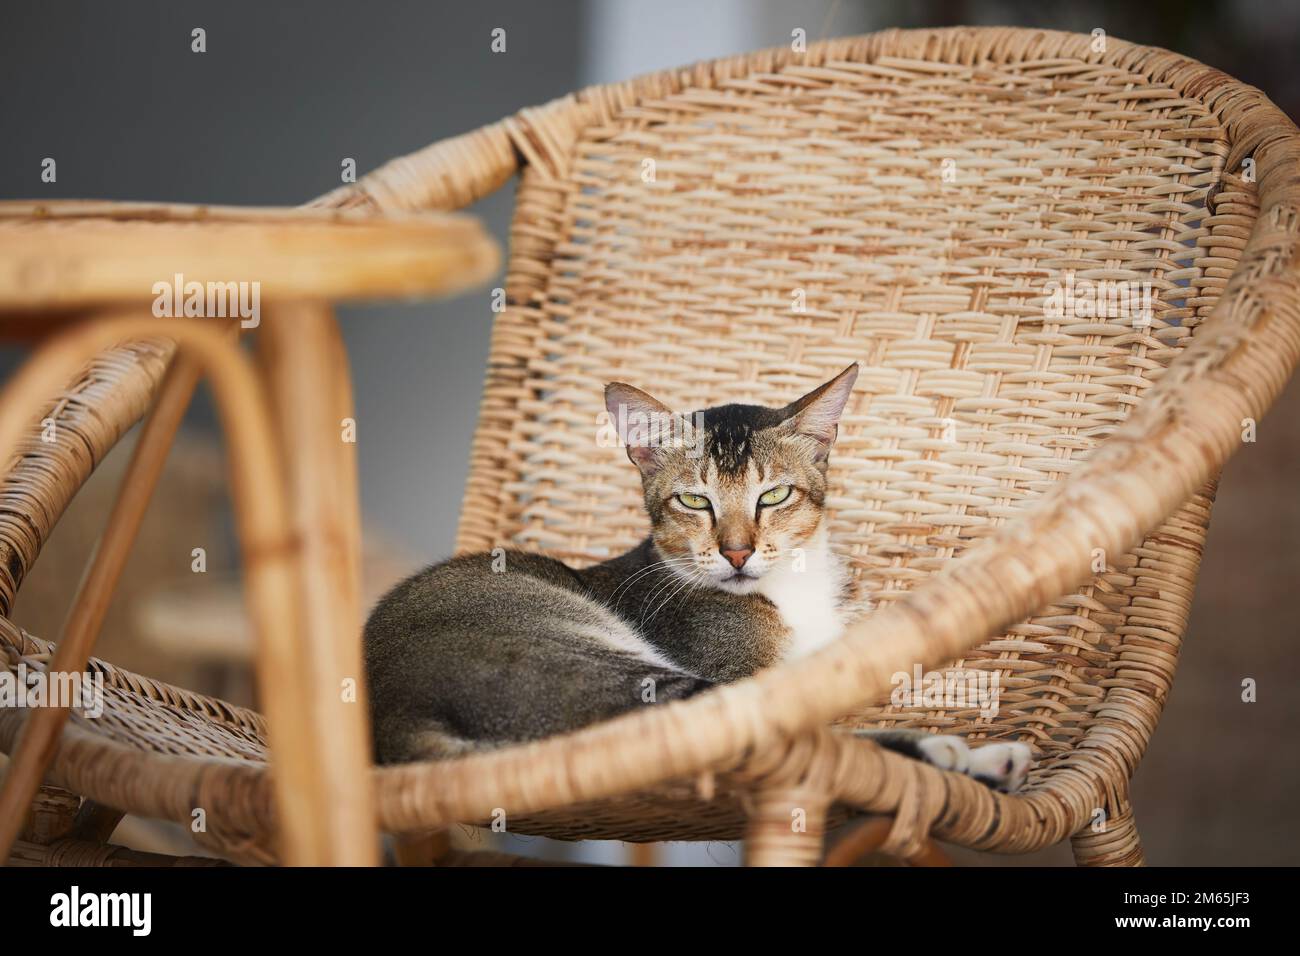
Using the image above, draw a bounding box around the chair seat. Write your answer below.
[1,620,864,851]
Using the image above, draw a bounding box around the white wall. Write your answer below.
[583,0,871,84]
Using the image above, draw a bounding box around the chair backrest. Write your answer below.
[455,32,1256,758]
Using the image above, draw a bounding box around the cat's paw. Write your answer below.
[967,742,1032,793]
[915,734,970,774]
[852,730,1034,792]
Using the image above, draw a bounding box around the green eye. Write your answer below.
[759,485,792,507]
[677,492,711,510]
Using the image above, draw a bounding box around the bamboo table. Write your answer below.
[0,200,499,865]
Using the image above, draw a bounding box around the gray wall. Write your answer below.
[2,0,584,558]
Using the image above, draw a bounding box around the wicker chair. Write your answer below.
[3,26,1299,866]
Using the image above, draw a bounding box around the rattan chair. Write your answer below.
[4,26,1300,866]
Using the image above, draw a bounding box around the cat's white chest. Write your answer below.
[757,544,847,660]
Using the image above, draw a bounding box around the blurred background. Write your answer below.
[2,0,1297,865]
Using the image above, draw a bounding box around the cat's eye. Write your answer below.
[759,485,792,507]
[676,492,711,510]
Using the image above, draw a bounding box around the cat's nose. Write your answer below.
[721,545,754,569]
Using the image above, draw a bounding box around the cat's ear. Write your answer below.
[605,382,690,478]
[780,363,859,465]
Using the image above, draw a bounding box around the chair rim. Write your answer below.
[4,26,1299,859]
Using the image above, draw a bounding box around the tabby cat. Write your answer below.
[364,365,1030,790]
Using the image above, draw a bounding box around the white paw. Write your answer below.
[968,742,1032,793]
[916,734,970,774]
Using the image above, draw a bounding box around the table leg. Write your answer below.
[258,300,377,866]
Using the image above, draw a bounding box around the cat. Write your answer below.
[364,364,1031,791]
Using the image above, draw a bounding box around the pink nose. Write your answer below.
[721,547,753,570]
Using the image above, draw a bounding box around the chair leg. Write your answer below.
[392,829,451,866]
[1070,801,1145,867]
[744,787,829,866]
[823,816,953,867]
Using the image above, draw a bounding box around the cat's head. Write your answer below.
[604,364,858,593]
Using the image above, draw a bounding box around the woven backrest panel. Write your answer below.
[458,51,1258,754]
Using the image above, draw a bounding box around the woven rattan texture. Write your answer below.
[0,342,172,616]
[458,54,1256,762]
[0,620,267,761]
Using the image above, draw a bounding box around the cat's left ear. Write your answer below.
[780,363,859,467]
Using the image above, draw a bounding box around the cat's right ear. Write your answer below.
[604,383,680,478]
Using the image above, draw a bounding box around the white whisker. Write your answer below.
[609,556,696,604]
[638,559,701,611]
[642,568,707,627]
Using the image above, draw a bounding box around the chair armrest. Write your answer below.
[310,119,521,214]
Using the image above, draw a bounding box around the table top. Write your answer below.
[0,200,500,313]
